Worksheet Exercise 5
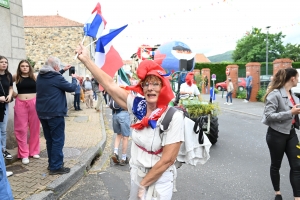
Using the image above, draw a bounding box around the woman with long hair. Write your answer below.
[13,60,40,165]
[262,68,300,200]
[0,56,13,161]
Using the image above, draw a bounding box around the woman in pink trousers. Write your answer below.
[13,60,40,165]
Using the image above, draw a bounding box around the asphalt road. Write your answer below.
[60,108,297,200]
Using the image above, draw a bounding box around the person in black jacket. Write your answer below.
[36,56,77,175]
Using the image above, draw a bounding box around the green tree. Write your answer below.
[232,27,285,62]
[281,43,300,62]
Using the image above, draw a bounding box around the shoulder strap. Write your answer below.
[160,107,177,134]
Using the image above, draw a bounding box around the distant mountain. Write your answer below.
[208,50,234,63]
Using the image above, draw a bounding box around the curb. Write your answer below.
[25,110,107,200]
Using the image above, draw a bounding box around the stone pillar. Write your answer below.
[245,62,261,102]
[273,58,293,75]
[226,65,239,98]
[201,68,210,94]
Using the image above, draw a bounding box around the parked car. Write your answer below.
[260,75,272,88]
[215,78,246,91]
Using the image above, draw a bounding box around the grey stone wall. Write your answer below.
[0,0,25,149]
[24,26,87,71]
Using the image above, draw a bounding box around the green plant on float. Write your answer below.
[179,99,220,118]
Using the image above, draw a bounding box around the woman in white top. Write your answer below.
[224,78,234,105]
[179,72,201,100]
[76,45,184,200]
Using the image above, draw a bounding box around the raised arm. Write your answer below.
[75,44,128,109]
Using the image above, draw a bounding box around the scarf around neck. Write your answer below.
[131,97,167,130]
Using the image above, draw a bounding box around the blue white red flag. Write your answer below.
[83,2,106,39]
[95,24,128,78]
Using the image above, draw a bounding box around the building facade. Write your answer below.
[0,0,26,149]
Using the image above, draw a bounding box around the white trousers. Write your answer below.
[129,166,174,200]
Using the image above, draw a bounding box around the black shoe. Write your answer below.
[111,153,120,164]
[49,167,70,175]
[3,150,12,160]
[119,157,129,166]
[275,194,282,200]
[47,162,64,170]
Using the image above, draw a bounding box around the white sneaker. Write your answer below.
[224,102,228,105]
[6,171,13,177]
[228,103,232,105]
[22,158,29,165]
[244,99,248,102]
[33,155,40,159]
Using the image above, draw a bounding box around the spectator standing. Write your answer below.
[92,77,102,112]
[204,75,209,94]
[82,75,93,108]
[262,68,300,200]
[0,56,13,160]
[102,90,108,107]
[0,143,13,199]
[244,71,252,102]
[74,78,82,111]
[109,96,130,166]
[36,56,77,175]
[0,56,13,178]
[13,60,40,165]
[224,78,234,105]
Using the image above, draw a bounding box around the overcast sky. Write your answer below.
[22,0,300,59]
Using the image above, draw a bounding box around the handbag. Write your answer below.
[0,80,14,103]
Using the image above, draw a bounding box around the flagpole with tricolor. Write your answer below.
[74,2,106,59]
[94,25,128,90]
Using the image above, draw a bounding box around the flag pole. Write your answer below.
[85,38,98,48]
[74,36,86,60]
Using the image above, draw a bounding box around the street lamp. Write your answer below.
[266,26,271,75]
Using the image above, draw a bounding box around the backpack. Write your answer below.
[160,107,212,168]
[160,107,212,193]
[109,96,121,110]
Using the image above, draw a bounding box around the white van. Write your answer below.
[291,68,300,97]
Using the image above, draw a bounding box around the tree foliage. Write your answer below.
[232,27,285,62]
[281,43,300,62]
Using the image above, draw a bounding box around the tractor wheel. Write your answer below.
[206,116,219,145]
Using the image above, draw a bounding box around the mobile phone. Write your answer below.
[69,66,75,76]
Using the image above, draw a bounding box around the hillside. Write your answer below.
[208,50,234,63]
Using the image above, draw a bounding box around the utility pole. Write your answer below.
[266,26,271,75]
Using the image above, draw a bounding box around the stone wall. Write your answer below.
[24,26,88,72]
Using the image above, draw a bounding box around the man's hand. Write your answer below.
[71,73,78,78]
[63,65,72,71]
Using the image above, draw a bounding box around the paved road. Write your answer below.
[61,107,297,200]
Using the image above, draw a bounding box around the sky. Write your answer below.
[22,0,300,60]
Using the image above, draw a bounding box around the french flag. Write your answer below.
[83,2,107,39]
[95,24,128,78]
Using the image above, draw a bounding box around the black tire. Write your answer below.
[206,116,219,144]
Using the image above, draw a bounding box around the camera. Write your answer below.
[69,66,75,76]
